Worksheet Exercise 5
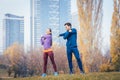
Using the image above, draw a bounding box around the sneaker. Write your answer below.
[42,73,47,77]
[69,71,74,75]
[80,71,85,75]
[54,72,58,76]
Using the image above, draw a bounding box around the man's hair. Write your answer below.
[64,22,72,27]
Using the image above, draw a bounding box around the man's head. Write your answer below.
[64,22,72,31]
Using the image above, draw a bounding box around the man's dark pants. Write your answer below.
[67,46,84,73]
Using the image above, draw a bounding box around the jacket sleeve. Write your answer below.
[50,36,52,46]
[41,36,45,45]
[59,33,65,36]
[59,31,69,39]
[70,29,76,34]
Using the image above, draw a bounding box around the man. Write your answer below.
[59,22,84,74]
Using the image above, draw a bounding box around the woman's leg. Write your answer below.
[43,52,48,73]
[48,51,57,72]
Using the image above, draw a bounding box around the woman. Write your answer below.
[41,28,58,77]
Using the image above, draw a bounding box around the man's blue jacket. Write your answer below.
[59,28,77,48]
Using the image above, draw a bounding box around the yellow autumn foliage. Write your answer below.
[110,0,120,71]
[77,0,103,72]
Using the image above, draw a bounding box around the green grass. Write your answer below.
[1,72,120,80]
[0,69,8,78]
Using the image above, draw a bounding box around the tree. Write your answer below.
[77,0,103,72]
[110,0,120,71]
[4,43,24,66]
[3,43,27,77]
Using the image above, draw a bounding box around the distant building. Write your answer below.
[0,20,3,54]
[30,0,71,48]
[4,13,24,49]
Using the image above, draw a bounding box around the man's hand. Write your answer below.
[69,29,72,32]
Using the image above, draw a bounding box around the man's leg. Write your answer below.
[72,48,84,72]
[67,48,73,73]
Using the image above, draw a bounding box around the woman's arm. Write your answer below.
[50,38,52,46]
[41,36,45,45]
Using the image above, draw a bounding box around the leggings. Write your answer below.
[43,51,57,73]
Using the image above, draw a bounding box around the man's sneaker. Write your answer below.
[42,73,47,77]
[69,71,74,75]
[54,72,58,76]
[80,71,85,75]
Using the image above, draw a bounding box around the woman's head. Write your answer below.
[46,28,52,35]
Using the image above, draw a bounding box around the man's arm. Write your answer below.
[69,28,76,34]
[59,33,65,37]
[59,31,70,39]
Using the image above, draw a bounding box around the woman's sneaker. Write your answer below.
[54,72,58,76]
[42,73,47,77]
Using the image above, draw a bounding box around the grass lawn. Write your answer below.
[0,69,8,78]
[0,72,120,80]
